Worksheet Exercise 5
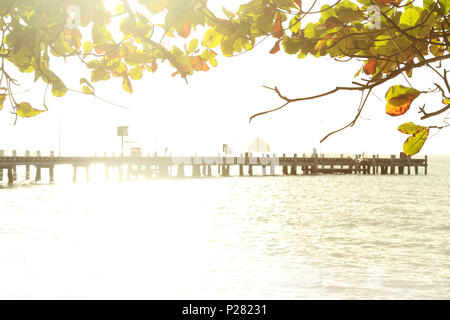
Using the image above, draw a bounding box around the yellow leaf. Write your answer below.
[122,76,133,93]
[83,41,93,54]
[16,102,46,118]
[129,66,143,80]
[0,92,6,111]
[403,128,429,156]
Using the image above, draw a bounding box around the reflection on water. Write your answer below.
[1,157,450,299]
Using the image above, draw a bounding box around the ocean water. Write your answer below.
[0,156,449,299]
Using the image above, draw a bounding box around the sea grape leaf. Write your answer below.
[177,20,191,38]
[122,76,133,93]
[403,128,429,156]
[398,122,426,135]
[17,102,45,118]
[270,39,282,54]
[140,0,168,14]
[363,60,377,75]
[129,66,143,80]
[51,78,68,97]
[385,85,421,116]
[273,11,284,38]
[0,93,5,110]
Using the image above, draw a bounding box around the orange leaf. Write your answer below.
[294,0,302,9]
[178,20,191,38]
[273,12,283,38]
[363,60,377,75]
[189,56,209,71]
[269,39,282,54]
[385,98,417,116]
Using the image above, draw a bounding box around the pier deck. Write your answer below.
[0,151,428,184]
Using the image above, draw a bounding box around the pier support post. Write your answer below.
[26,150,30,180]
[73,166,78,183]
[177,164,185,177]
[0,150,3,182]
[239,164,244,177]
[86,166,90,182]
[222,165,230,177]
[415,166,418,175]
[291,154,297,175]
[314,154,319,175]
[49,151,55,182]
[205,165,211,177]
[49,166,55,183]
[192,164,201,177]
[390,155,395,174]
[424,156,428,175]
[12,150,17,181]
[282,154,288,175]
[372,155,376,175]
[270,153,276,176]
[7,168,13,185]
[36,167,42,182]
[159,164,169,177]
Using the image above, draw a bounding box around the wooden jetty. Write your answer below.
[0,150,428,185]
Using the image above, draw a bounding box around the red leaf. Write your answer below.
[273,12,283,38]
[269,39,282,54]
[177,20,191,38]
[363,60,377,75]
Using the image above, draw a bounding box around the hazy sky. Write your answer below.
[0,0,449,156]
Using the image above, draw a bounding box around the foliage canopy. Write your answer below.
[1,0,450,155]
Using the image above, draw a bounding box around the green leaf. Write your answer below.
[398,122,427,135]
[438,0,450,13]
[255,14,273,34]
[386,85,421,106]
[16,102,45,118]
[91,68,110,82]
[51,78,68,97]
[140,0,168,14]
[188,39,198,54]
[403,128,429,156]
[92,23,115,44]
[399,7,420,29]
